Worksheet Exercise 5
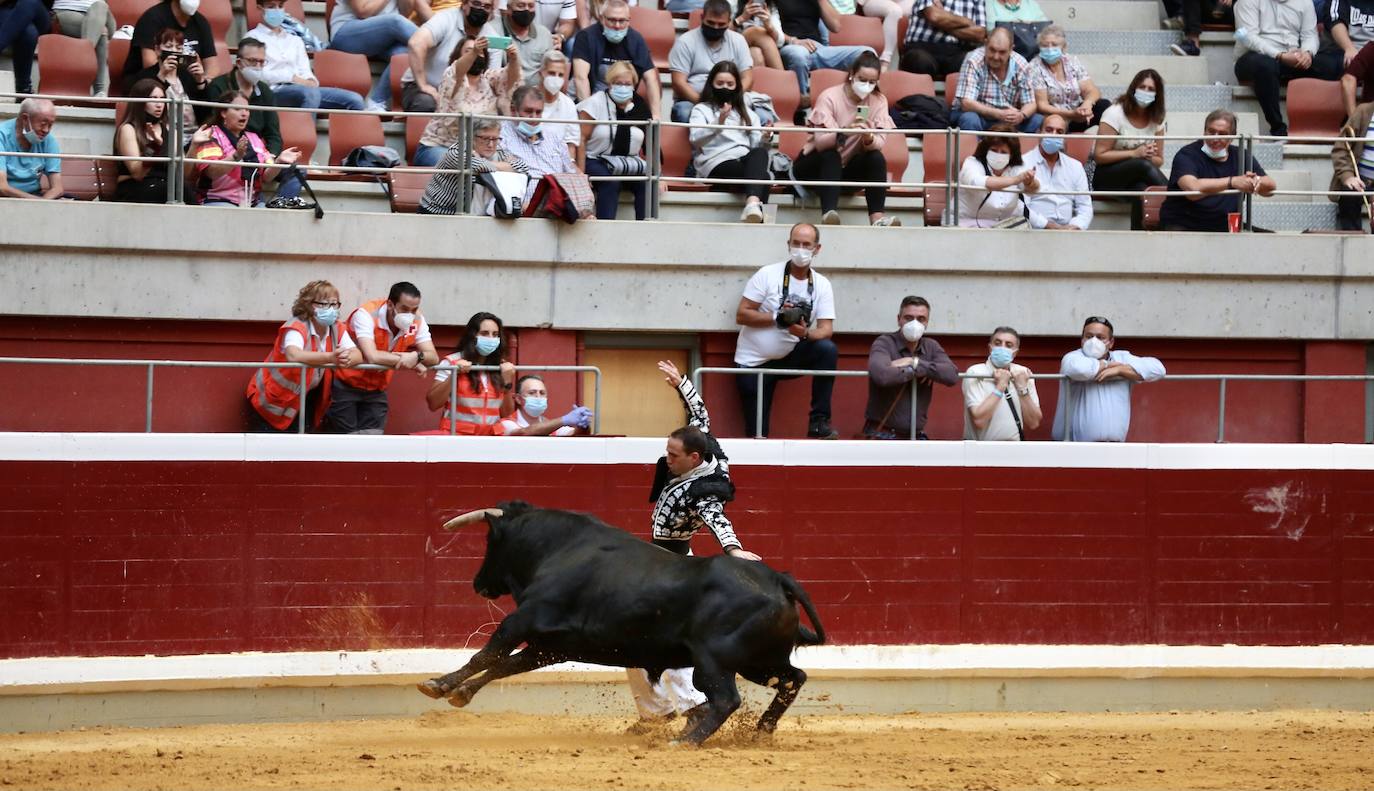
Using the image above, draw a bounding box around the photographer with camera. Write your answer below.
[129,28,210,130]
[732,222,839,439]
[124,0,219,86]
[863,296,956,440]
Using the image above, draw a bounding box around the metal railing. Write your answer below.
[692,366,1374,443]
[0,357,601,435]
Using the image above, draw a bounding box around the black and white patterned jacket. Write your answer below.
[648,379,740,555]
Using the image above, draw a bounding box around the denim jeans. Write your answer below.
[412,143,446,167]
[779,43,873,95]
[272,83,366,111]
[0,0,50,93]
[328,14,417,104]
[670,99,695,123]
[952,109,1043,133]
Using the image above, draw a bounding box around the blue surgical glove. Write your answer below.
[560,405,593,429]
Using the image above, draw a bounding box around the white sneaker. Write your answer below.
[364,99,388,114]
[821,209,842,225]
[740,203,764,223]
[871,216,901,227]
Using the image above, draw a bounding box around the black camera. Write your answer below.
[775,300,813,328]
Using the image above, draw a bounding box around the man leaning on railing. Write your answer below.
[1052,316,1166,443]
[864,296,957,440]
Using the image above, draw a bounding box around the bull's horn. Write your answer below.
[441,508,505,532]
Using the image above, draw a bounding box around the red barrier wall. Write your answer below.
[3,449,1373,659]
[0,317,1366,442]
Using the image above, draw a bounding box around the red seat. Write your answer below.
[107,0,156,27]
[314,49,374,100]
[943,72,959,108]
[808,68,846,100]
[829,13,882,54]
[687,8,700,28]
[387,167,433,212]
[920,130,976,226]
[1287,77,1345,140]
[60,157,104,200]
[205,49,232,79]
[37,34,98,103]
[660,123,704,191]
[882,128,916,195]
[750,66,800,126]
[1142,184,1167,231]
[878,70,933,101]
[405,114,428,164]
[1064,134,1093,162]
[628,5,675,71]
[390,51,409,110]
[244,0,307,31]
[327,111,385,166]
[279,107,318,164]
[200,0,233,49]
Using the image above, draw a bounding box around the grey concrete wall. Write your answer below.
[2,199,1372,338]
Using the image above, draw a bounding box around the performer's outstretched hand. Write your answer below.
[657,360,683,388]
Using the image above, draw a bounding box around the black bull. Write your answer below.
[417,501,826,744]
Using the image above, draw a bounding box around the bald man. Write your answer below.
[0,98,64,199]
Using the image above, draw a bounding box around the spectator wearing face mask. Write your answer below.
[1161,108,1275,232]
[1028,26,1108,134]
[427,312,518,435]
[329,281,439,435]
[1052,316,1166,443]
[1092,68,1167,231]
[401,0,503,113]
[414,35,523,167]
[572,0,662,119]
[126,0,219,84]
[578,60,655,220]
[501,85,581,204]
[690,61,774,222]
[0,98,63,200]
[963,326,1041,441]
[863,295,956,440]
[733,222,840,439]
[499,0,558,82]
[669,0,754,122]
[957,124,1037,227]
[500,374,595,435]
[538,50,581,155]
[249,0,365,112]
[1022,113,1091,230]
[246,280,352,433]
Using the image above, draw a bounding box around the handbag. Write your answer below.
[995,20,1051,60]
[474,170,530,218]
[596,155,647,177]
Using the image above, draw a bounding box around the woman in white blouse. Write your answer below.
[1092,68,1168,230]
[957,124,1039,227]
[578,60,655,220]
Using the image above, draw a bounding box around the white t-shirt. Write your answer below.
[962,361,1040,441]
[542,90,581,147]
[733,261,836,368]
[250,24,314,87]
[338,303,432,350]
[500,409,576,435]
[402,11,506,86]
[1099,102,1162,150]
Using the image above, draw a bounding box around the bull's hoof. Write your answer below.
[416,680,448,699]
[446,687,474,708]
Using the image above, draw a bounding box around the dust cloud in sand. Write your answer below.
[1,710,1371,790]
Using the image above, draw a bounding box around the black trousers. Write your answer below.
[1234,49,1344,135]
[1093,157,1167,230]
[1066,98,1112,134]
[1337,177,1374,230]
[898,40,969,79]
[325,379,390,434]
[735,337,839,438]
[1183,0,1233,36]
[792,148,887,214]
[704,147,771,203]
[401,81,438,113]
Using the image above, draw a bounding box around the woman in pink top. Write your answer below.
[791,51,900,227]
[189,91,301,207]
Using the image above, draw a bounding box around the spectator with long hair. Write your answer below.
[427,312,518,435]
[957,123,1038,227]
[690,61,773,222]
[1092,68,1167,230]
[112,78,172,203]
[188,90,302,207]
[414,35,522,167]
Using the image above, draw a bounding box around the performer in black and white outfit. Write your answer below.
[626,360,762,727]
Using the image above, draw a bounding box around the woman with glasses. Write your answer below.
[419,118,531,214]
[246,280,351,433]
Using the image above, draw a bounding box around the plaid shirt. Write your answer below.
[955,47,1034,109]
[499,120,578,201]
[904,0,986,47]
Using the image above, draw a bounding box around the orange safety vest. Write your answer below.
[437,353,506,435]
[334,298,420,392]
[246,317,339,430]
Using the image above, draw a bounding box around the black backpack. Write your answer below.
[890,94,949,130]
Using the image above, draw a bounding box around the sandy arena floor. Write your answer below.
[1,709,1370,790]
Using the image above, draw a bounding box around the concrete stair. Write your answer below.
[1040,0,1162,32]
[1076,54,1211,87]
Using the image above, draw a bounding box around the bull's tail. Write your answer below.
[780,573,826,646]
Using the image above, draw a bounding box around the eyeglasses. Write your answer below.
[475,134,501,143]
[239,57,266,67]
[313,300,342,309]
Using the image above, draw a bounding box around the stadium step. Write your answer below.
[1075,54,1210,88]
[1067,30,1178,56]
[1039,0,1161,32]
[1252,200,1338,231]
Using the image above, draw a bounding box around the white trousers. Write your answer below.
[626,667,707,719]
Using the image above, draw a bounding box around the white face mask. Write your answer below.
[788,246,813,267]
[1081,336,1107,359]
[850,79,875,98]
[239,66,264,85]
[901,319,925,343]
[179,0,200,15]
[985,151,1011,172]
[542,74,564,95]
[393,309,417,333]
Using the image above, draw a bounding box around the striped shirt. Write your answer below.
[904,0,985,47]
[419,146,529,215]
[1360,117,1374,181]
[955,47,1034,109]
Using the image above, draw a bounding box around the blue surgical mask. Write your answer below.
[517,120,542,138]
[1040,135,1064,155]
[262,7,286,26]
[989,346,1015,369]
[609,84,634,104]
[603,25,628,43]
[21,119,41,146]
[476,336,501,356]
[523,396,548,418]
[313,306,339,326]
[1039,46,1062,64]
[1133,89,1156,107]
